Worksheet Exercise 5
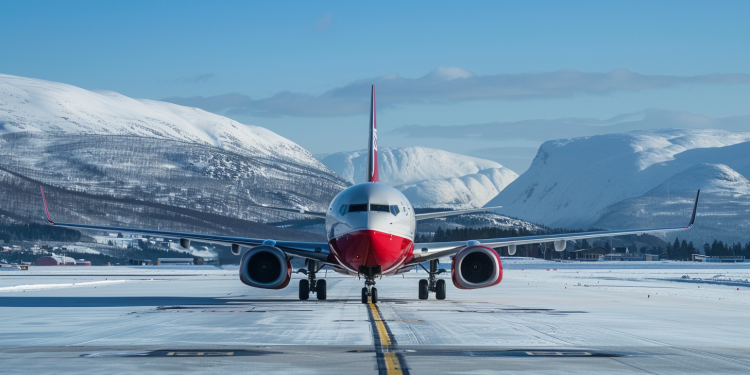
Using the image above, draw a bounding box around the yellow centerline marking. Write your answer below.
[383,352,402,372]
[369,303,392,346]
[369,303,405,375]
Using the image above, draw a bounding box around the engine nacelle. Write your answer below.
[451,245,503,289]
[239,245,291,289]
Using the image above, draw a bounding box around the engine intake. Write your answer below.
[452,245,503,289]
[239,245,291,289]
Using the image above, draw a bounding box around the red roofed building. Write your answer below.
[34,255,90,266]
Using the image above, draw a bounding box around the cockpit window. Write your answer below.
[348,204,368,212]
[390,205,400,216]
[339,204,348,216]
[370,204,390,213]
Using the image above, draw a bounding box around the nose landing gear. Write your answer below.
[361,279,378,303]
[418,259,447,300]
[359,265,381,303]
[298,259,327,300]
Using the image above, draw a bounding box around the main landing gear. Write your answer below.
[418,259,446,300]
[359,265,380,304]
[298,259,326,300]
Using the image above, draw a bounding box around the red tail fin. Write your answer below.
[367,85,378,182]
[40,186,55,224]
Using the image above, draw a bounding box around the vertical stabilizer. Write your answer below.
[367,85,379,182]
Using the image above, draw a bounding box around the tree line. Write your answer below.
[667,237,750,260]
[0,223,92,243]
[415,226,750,261]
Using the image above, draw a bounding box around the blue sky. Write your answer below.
[2,1,749,172]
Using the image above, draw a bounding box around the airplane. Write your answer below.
[40,85,701,303]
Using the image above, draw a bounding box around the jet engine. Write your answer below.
[239,245,291,289]
[451,245,503,289]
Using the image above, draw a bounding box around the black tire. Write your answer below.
[316,279,327,300]
[299,279,310,300]
[418,279,428,300]
[362,287,368,303]
[371,288,378,304]
[435,279,446,300]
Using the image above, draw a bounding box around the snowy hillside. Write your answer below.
[399,168,518,209]
[487,129,750,243]
[0,74,322,167]
[0,74,347,239]
[322,147,518,208]
[593,163,750,244]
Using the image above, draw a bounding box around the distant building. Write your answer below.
[157,258,194,265]
[574,246,609,261]
[195,257,219,266]
[692,254,745,263]
[575,247,650,261]
[128,259,153,266]
[34,255,90,266]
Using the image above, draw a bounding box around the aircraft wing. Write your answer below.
[415,206,502,221]
[40,187,331,262]
[249,203,327,219]
[409,190,700,265]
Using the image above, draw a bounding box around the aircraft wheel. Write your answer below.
[299,279,310,300]
[362,287,368,303]
[435,279,446,300]
[316,279,327,300]
[371,288,378,304]
[418,279,428,300]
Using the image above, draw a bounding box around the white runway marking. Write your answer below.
[0,279,136,292]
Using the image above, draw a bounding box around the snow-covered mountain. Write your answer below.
[592,163,750,244]
[321,147,518,208]
[0,74,322,166]
[486,129,750,244]
[0,74,347,239]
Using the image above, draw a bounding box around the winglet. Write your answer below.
[40,186,55,225]
[686,189,700,229]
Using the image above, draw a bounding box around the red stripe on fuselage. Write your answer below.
[329,230,413,274]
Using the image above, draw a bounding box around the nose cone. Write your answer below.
[329,230,413,273]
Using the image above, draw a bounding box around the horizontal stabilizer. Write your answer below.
[415,206,502,221]
[249,203,327,219]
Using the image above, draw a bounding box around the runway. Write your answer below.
[1,261,749,374]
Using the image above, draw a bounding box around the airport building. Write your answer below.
[128,258,153,266]
[34,255,91,266]
[692,254,745,263]
[157,258,194,265]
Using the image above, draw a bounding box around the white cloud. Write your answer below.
[163,69,750,118]
[391,110,750,142]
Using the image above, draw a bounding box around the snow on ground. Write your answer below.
[0,279,135,292]
[62,245,101,254]
[2,261,750,373]
[499,261,750,305]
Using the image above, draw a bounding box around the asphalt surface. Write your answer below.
[1,263,749,374]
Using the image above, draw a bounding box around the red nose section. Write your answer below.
[329,230,413,273]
